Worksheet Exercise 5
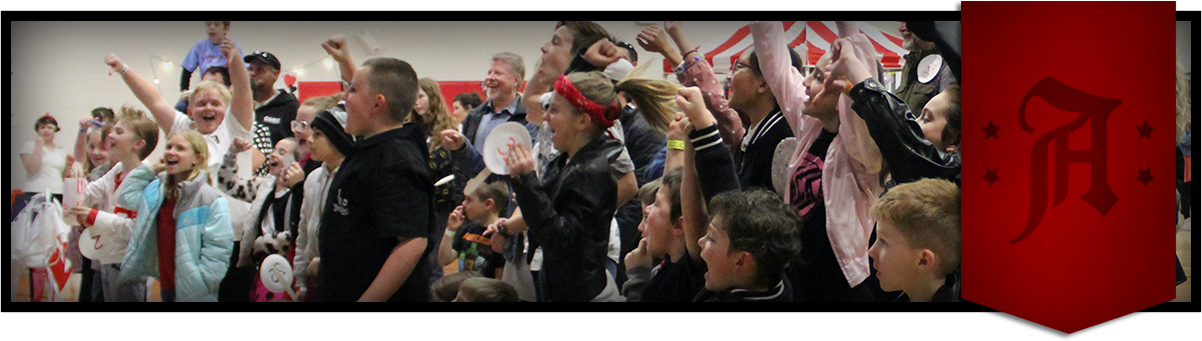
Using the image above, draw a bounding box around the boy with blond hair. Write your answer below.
[867,178,960,302]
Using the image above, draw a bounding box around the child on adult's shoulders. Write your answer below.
[867,178,960,302]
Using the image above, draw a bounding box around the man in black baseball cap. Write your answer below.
[244,50,299,146]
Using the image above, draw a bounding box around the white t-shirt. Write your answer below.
[169,110,254,183]
[169,110,255,239]
[20,142,68,194]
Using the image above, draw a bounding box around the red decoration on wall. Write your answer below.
[437,81,486,110]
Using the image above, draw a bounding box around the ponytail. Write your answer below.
[613,78,677,133]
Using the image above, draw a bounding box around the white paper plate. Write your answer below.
[917,54,943,84]
[481,122,533,175]
[78,227,107,260]
[259,254,293,293]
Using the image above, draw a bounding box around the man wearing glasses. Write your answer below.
[244,51,300,146]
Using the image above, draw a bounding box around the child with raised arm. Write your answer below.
[825,37,961,185]
[68,108,160,302]
[315,57,435,302]
[749,21,884,302]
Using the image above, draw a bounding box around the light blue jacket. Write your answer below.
[117,164,233,302]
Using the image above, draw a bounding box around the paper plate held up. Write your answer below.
[259,254,294,293]
[482,122,532,175]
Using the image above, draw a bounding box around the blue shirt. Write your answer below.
[182,38,244,73]
[472,97,520,154]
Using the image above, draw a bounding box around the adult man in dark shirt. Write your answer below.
[244,51,300,145]
[457,52,538,153]
[315,57,435,302]
[894,21,956,115]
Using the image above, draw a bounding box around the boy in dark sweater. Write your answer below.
[622,168,707,302]
[673,86,803,302]
[693,190,803,302]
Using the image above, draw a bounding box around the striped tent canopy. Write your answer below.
[662,21,907,74]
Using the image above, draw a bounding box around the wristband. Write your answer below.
[667,140,686,151]
[673,55,703,76]
[445,229,456,238]
[682,49,699,58]
[80,128,88,133]
[119,64,128,74]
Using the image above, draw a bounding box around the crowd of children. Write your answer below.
[17,20,965,303]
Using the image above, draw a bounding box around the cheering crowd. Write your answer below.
[15,21,964,303]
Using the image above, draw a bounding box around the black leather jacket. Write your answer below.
[512,137,622,302]
[849,78,961,186]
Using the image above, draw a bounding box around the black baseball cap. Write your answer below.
[243,51,281,70]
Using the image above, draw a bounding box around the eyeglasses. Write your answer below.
[731,60,751,73]
[291,120,309,133]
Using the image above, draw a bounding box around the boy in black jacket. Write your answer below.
[674,87,802,302]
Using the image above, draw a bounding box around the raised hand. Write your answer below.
[637,25,672,55]
[321,35,351,63]
[447,205,465,231]
[583,39,623,68]
[505,143,535,176]
[104,54,125,76]
[667,112,693,142]
[663,21,683,36]
[675,86,717,130]
[439,129,466,152]
[220,39,238,61]
[281,162,304,188]
[823,39,868,92]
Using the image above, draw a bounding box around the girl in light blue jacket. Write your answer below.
[118,129,233,302]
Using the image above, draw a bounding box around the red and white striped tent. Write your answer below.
[661,21,908,74]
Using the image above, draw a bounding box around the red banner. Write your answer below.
[962,1,1177,333]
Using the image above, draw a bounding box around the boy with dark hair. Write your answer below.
[622,167,707,302]
[867,178,960,302]
[438,181,508,279]
[695,189,803,302]
[316,57,435,302]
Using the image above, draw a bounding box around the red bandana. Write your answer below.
[553,75,619,129]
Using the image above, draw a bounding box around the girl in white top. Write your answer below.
[67,107,161,302]
[20,115,70,194]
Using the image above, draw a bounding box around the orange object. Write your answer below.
[10,189,23,216]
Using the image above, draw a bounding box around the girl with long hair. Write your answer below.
[116,129,234,302]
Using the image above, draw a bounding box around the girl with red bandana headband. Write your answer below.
[502,71,675,302]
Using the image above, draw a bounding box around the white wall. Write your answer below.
[8,21,902,187]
